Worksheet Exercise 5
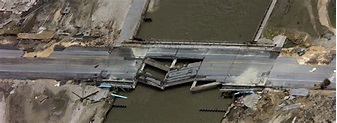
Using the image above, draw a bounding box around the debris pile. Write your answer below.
[222,89,336,123]
[0,0,37,14]
[281,46,334,65]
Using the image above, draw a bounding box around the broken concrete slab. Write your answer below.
[87,89,110,103]
[243,94,260,110]
[273,35,287,48]
[0,19,12,28]
[17,31,54,40]
[282,103,301,111]
[1,0,37,14]
[289,88,309,97]
[35,94,49,104]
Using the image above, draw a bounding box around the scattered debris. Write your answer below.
[323,33,333,40]
[222,89,336,123]
[309,67,316,72]
[61,3,71,14]
[35,94,49,104]
[314,78,332,89]
[199,108,226,112]
[282,103,301,111]
[54,82,60,87]
[0,19,12,28]
[143,17,153,22]
[112,105,127,108]
[1,0,37,14]
[233,90,254,97]
[98,84,113,88]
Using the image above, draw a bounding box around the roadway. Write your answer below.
[268,57,336,89]
[0,47,335,89]
[0,48,141,80]
[142,47,336,89]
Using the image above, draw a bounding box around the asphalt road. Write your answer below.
[269,57,336,89]
[0,49,141,80]
[0,47,335,89]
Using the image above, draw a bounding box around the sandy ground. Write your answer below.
[147,0,160,13]
[0,79,114,123]
[23,40,57,58]
[318,0,336,34]
[0,96,5,123]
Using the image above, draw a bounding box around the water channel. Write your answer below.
[105,84,231,123]
[137,0,271,42]
[105,0,271,122]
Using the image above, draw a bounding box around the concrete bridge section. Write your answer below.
[121,40,282,53]
[253,0,277,41]
[115,0,277,46]
[133,47,279,89]
[0,48,141,88]
[1,38,334,90]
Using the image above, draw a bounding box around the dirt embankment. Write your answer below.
[147,0,161,13]
[0,79,113,123]
[318,0,336,34]
[263,0,332,44]
[0,0,131,57]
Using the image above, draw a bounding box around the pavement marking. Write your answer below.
[2,56,125,61]
[205,60,274,65]
[47,57,125,61]
[268,78,323,82]
[0,63,138,67]
[203,67,331,75]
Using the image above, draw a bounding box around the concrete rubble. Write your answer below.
[242,94,260,110]
[0,0,37,14]
[222,89,336,123]
[281,103,301,111]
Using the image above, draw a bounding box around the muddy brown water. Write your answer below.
[137,0,271,42]
[105,84,231,123]
[105,1,270,122]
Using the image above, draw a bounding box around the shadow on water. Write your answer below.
[105,84,232,123]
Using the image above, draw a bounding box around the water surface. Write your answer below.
[105,84,231,123]
[137,0,271,42]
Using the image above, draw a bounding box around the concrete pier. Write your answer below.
[190,81,221,92]
[115,0,148,47]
